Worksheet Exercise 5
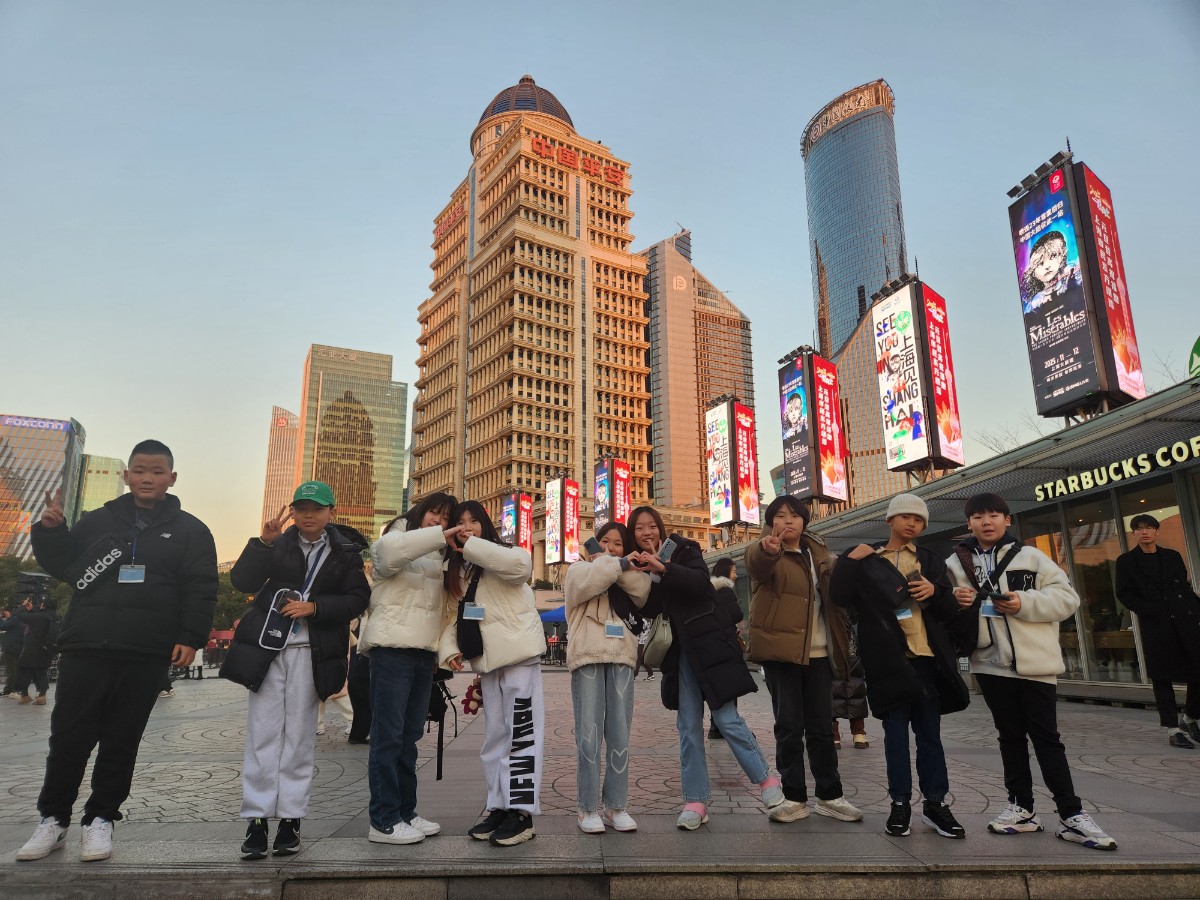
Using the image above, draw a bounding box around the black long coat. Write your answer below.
[1115,546,1200,682]
[17,609,56,669]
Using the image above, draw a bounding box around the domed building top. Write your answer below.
[479,75,573,130]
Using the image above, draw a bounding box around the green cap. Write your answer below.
[292,481,335,507]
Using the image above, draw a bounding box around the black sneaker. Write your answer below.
[1184,719,1200,743]
[489,810,536,846]
[885,801,911,836]
[467,809,508,841]
[922,801,966,839]
[273,818,301,855]
[1168,731,1195,749]
[708,726,724,740]
[240,818,269,860]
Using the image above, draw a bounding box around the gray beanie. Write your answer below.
[886,493,928,523]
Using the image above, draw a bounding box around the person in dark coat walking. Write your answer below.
[2,599,32,696]
[706,558,744,740]
[15,599,57,704]
[1115,514,1200,748]
[627,506,777,831]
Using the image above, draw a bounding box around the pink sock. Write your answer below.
[759,776,781,793]
[684,802,706,815]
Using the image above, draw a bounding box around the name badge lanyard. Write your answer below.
[292,545,325,635]
[121,515,153,582]
[980,546,998,591]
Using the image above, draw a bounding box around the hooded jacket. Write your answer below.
[944,533,1079,683]
[563,554,652,671]
[358,522,453,656]
[221,523,370,700]
[31,493,217,659]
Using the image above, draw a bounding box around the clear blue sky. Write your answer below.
[2,0,1197,560]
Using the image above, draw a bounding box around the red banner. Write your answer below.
[732,403,760,525]
[612,459,631,527]
[563,479,580,563]
[812,355,848,502]
[921,286,964,466]
[518,494,533,554]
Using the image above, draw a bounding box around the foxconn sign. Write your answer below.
[3,416,70,432]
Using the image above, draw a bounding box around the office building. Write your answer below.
[638,230,754,507]
[295,345,407,539]
[76,454,126,514]
[410,75,652,517]
[261,407,299,524]
[0,413,86,559]
[802,80,907,358]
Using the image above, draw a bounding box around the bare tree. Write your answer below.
[975,412,1054,455]
[1148,351,1183,393]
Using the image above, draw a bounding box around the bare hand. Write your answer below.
[446,653,465,672]
[41,489,65,528]
[761,535,782,556]
[907,576,935,602]
[993,593,1022,615]
[444,525,466,548]
[846,543,874,561]
[953,587,975,608]
[262,506,291,544]
[171,644,196,666]
[281,599,317,619]
[638,551,666,574]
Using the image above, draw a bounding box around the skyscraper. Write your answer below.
[410,75,652,516]
[261,407,299,524]
[295,346,407,539]
[0,413,86,559]
[638,230,754,507]
[76,454,126,514]
[802,80,907,358]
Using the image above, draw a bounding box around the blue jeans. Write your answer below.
[367,647,435,829]
[571,663,635,813]
[677,649,769,804]
[881,656,948,804]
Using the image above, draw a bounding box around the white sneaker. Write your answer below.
[1057,811,1117,850]
[17,817,67,860]
[80,817,113,861]
[987,802,1043,834]
[407,814,441,836]
[602,808,638,832]
[578,811,605,834]
[815,797,863,822]
[768,799,810,822]
[368,820,424,844]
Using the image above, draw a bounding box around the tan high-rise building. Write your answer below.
[637,231,754,508]
[411,75,652,517]
[261,407,299,524]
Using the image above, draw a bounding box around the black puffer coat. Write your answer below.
[830,627,868,721]
[221,524,369,700]
[654,536,756,711]
[17,608,56,669]
[1115,546,1200,682]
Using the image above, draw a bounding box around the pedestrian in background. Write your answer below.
[2,598,33,698]
[15,597,57,705]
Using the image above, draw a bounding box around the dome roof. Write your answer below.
[479,75,573,129]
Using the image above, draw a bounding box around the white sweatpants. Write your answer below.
[479,658,544,815]
[241,645,319,819]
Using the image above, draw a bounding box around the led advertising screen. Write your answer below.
[732,402,760,525]
[778,358,815,498]
[499,493,518,544]
[593,460,611,529]
[705,404,734,527]
[1009,167,1100,415]
[518,494,533,554]
[921,285,965,466]
[544,479,563,565]
[612,458,631,527]
[872,285,932,471]
[563,479,580,563]
[1079,163,1145,403]
[811,355,849,502]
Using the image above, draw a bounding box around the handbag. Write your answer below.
[642,613,673,668]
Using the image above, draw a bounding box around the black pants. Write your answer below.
[976,673,1081,818]
[347,650,372,741]
[38,653,163,826]
[1151,678,1200,727]
[1,650,19,693]
[17,667,49,697]
[761,657,842,802]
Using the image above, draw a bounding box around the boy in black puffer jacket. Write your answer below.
[221,481,369,860]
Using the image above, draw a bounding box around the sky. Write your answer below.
[2,1,1198,561]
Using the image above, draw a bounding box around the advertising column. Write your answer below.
[705,404,734,527]
[871,286,933,471]
[544,479,563,565]
[518,494,533,554]
[920,286,965,466]
[593,460,611,529]
[811,357,849,501]
[778,359,815,498]
[612,459,631,527]
[732,402,760,526]
[563,479,580,563]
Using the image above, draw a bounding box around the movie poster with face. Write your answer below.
[518,494,533,553]
[544,479,562,564]
[563,479,580,563]
[1008,168,1099,414]
[872,286,932,470]
[593,460,611,529]
[732,402,760,525]
[777,359,814,498]
[500,494,518,544]
[921,286,965,466]
[811,355,849,501]
[705,404,734,527]
[612,458,631,527]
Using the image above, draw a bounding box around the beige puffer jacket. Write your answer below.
[563,554,651,672]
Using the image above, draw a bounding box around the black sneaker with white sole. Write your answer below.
[488,810,535,846]
[922,801,966,839]
[467,808,508,841]
[240,818,269,860]
[885,802,911,836]
[273,818,301,855]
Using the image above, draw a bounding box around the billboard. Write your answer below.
[563,479,580,563]
[732,402,760,525]
[778,358,815,497]
[612,458,631,527]
[872,285,932,470]
[811,356,849,502]
[544,479,563,564]
[921,286,965,466]
[499,493,518,545]
[518,494,533,554]
[593,460,611,529]
[705,404,734,526]
[1078,163,1145,402]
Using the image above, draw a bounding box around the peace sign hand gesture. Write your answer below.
[41,489,65,528]
[261,506,292,545]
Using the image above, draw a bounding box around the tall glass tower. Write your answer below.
[802,80,907,358]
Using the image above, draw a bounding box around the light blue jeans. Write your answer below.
[571,663,635,813]
[677,649,770,803]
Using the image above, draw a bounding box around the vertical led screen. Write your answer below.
[778,358,815,498]
[593,460,611,529]
[1008,167,1099,414]
[921,286,965,466]
[612,459,631,527]
[872,285,932,470]
[705,404,734,527]
[499,493,518,545]
[732,402,760,525]
[563,479,580,563]
[1079,164,1145,402]
[811,356,849,502]
[544,478,563,564]
[518,494,533,554]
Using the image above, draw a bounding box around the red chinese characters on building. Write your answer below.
[529,136,624,186]
[434,202,466,240]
